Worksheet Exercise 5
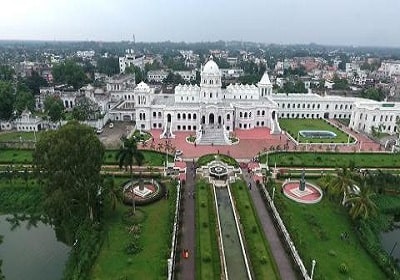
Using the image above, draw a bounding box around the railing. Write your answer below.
[167,182,181,280]
[259,182,312,280]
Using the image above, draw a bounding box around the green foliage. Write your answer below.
[278,80,307,93]
[116,137,145,172]
[22,71,48,95]
[162,55,188,71]
[72,97,101,121]
[33,122,105,232]
[0,81,14,120]
[361,87,385,101]
[163,72,186,85]
[339,262,348,274]
[44,96,64,122]
[125,65,144,82]
[332,75,349,90]
[197,153,239,168]
[230,180,280,279]
[195,179,221,279]
[52,60,88,89]
[96,57,119,76]
[14,89,35,114]
[0,65,14,81]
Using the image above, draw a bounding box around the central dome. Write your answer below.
[203,56,220,75]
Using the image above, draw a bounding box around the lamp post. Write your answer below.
[311,259,316,280]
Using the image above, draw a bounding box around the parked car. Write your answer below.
[96,128,103,134]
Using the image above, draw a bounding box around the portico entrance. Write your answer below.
[209,113,215,125]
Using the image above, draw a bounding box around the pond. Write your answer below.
[0,215,70,280]
[381,227,400,267]
[299,130,337,138]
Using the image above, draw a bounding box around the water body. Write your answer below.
[215,187,249,280]
[0,215,70,280]
[381,227,400,267]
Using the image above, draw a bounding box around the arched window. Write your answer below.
[177,113,181,120]
[240,112,243,118]
[227,114,230,120]
[193,114,197,120]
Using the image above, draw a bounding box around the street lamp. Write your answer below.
[311,259,316,280]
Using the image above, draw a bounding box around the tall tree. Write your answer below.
[0,65,14,81]
[116,137,144,172]
[327,168,356,205]
[52,60,88,90]
[33,122,105,231]
[14,89,35,114]
[44,96,64,122]
[125,65,144,82]
[347,181,378,220]
[97,57,120,76]
[23,71,48,95]
[0,81,15,120]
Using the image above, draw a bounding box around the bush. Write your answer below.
[339,263,348,274]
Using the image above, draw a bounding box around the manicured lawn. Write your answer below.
[103,150,173,166]
[0,149,172,166]
[0,149,33,164]
[230,180,280,280]
[279,119,354,143]
[91,178,176,279]
[196,179,221,280]
[273,183,386,279]
[261,152,400,168]
[197,154,239,168]
[0,131,40,142]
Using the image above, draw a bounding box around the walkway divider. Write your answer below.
[259,182,312,280]
[212,183,229,280]
[167,182,181,280]
[226,184,253,280]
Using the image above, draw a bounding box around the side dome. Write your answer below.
[202,56,220,75]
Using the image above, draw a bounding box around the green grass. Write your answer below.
[279,119,354,143]
[196,179,221,280]
[91,178,176,279]
[0,131,40,142]
[230,180,280,280]
[197,154,239,168]
[273,183,386,279]
[261,152,400,168]
[0,149,172,166]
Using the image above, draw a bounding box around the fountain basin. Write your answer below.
[282,181,323,204]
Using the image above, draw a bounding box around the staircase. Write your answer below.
[197,127,231,145]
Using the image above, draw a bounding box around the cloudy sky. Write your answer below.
[1,0,399,46]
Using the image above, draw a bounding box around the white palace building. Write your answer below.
[106,56,400,145]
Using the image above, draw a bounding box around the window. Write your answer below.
[240,112,243,117]
[193,126,197,130]
[153,112,156,117]
[193,114,197,120]
[227,114,230,120]
[153,123,157,128]
[188,114,191,120]
[244,112,248,118]
[158,112,162,117]
[177,113,181,120]
[177,125,181,130]
[210,92,212,98]
[262,110,265,116]
[257,110,260,116]
[183,113,186,120]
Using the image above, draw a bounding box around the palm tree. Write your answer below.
[116,137,144,215]
[346,181,378,220]
[328,168,356,205]
[116,137,144,173]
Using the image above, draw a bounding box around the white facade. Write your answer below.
[379,60,400,77]
[119,50,145,73]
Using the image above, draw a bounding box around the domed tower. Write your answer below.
[258,71,273,97]
[200,56,222,103]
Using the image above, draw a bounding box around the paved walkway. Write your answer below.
[242,168,297,280]
[176,161,196,280]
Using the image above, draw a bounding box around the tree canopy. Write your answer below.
[125,65,144,83]
[52,60,88,89]
[33,122,105,231]
[44,95,64,122]
[0,81,14,120]
[72,97,101,121]
[96,57,120,76]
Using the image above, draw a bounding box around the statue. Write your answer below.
[299,169,306,191]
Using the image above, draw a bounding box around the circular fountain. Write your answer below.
[282,170,323,204]
[209,163,229,179]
